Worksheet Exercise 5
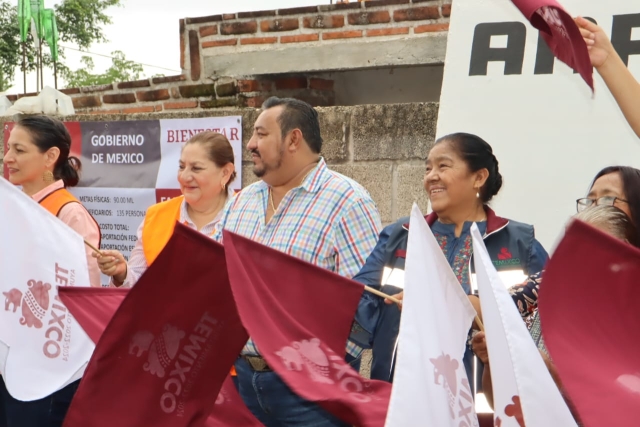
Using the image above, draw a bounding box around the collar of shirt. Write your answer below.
[179,198,225,234]
[31,180,65,202]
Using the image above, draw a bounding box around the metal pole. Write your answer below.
[35,45,40,93]
[22,43,27,94]
[39,43,44,91]
[53,61,57,90]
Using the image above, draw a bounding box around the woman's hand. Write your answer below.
[93,249,127,285]
[575,17,616,69]
[384,291,404,310]
[471,331,489,365]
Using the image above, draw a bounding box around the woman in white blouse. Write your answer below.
[95,131,236,287]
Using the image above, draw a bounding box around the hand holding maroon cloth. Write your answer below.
[539,220,640,427]
[62,224,250,427]
[222,230,392,427]
[512,0,593,90]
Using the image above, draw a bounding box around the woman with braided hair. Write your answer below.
[351,132,548,387]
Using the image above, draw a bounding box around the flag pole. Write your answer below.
[22,43,27,94]
[84,240,104,257]
[53,60,57,89]
[364,285,402,305]
[39,42,43,91]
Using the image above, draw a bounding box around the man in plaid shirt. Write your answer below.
[213,96,381,426]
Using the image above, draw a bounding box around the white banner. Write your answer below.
[0,178,94,401]
[437,0,640,250]
[470,223,577,426]
[385,204,478,427]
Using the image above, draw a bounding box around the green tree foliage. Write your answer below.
[61,50,142,88]
[0,0,121,92]
[0,2,21,91]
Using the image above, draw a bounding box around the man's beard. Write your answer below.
[251,143,284,178]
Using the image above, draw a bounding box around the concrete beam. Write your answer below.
[203,33,447,77]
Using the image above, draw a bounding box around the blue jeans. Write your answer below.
[0,377,79,427]
[234,358,350,427]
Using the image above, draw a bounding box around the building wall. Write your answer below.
[0,102,434,224]
[4,0,449,114]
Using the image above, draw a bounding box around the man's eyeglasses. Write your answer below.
[576,196,629,212]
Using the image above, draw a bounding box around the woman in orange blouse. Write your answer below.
[1,115,101,427]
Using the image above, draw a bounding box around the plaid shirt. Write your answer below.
[213,158,381,357]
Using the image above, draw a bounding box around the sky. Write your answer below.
[8,0,332,95]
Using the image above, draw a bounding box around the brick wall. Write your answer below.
[6,74,335,115]
[4,0,448,114]
[183,0,451,79]
[0,103,434,224]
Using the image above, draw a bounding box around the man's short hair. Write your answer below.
[262,96,323,154]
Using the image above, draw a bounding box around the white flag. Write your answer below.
[0,178,94,401]
[470,224,578,427]
[385,204,479,427]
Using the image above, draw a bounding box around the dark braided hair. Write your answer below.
[16,115,81,187]
[435,132,503,203]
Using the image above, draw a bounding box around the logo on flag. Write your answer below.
[276,338,378,403]
[4,269,78,361]
[537,6,567,39]
[4,280,51,328]
[429,353,475,424]
[126,313,220,415]
[495,396,525,427]
[129,325,186,378]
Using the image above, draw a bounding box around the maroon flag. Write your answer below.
[512,0,593,90]
[539,220,640,427]
[58,287,128,344]
[59,280,262,426]
[222,230,392,427]
[63,224,249,427]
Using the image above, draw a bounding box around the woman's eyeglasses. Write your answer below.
[576,196,629,212]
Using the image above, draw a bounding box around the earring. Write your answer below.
[220,181,226,191]
[476,192,480,198]
[43,170,55,183]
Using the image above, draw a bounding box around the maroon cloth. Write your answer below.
[59,284,261,426]
[206,376,263,427]
[512,0,593,90]
[539,220,640,427]
[63,224,250,427]
[58,287,128,344]
[222,230,392,427]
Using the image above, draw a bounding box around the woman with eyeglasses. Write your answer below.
[576,166,640,247]
[472,204,637,425]
[507,165,640,316]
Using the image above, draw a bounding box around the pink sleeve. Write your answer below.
[58,202,102,288]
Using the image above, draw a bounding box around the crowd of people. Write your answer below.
[0,16,638,427]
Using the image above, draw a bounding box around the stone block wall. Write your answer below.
[0,102,434,224]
